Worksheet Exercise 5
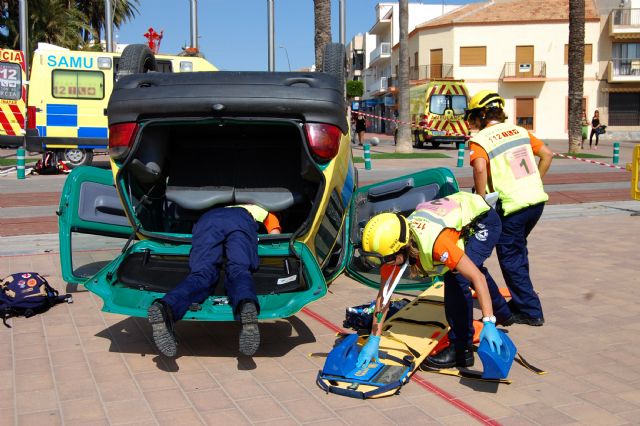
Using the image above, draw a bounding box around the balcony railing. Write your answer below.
[608,58,640,82]
[610,9,640,37]
[369,42,391,64]
[501,62,546,80]
[367,76,388,94]
[409,64,454,80]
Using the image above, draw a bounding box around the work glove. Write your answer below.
[356,335,381,370]
[479,322,502,355]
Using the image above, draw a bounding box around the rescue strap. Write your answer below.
[314,350,414,399]
[419,349,546,384]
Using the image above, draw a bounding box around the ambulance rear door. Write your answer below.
[0,48,26,148]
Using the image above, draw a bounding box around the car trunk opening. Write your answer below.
[112,118,324,297]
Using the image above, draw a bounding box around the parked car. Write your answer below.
[58,44,460,322]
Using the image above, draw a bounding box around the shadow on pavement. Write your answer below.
[96,314,316,371]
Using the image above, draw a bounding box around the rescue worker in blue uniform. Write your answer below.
[356,192,513,370]
[148,205,281,357]
[466,90,553,326]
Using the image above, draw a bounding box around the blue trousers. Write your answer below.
[444,208,512,350]
[161,207,260,320]
[497,202,545,318]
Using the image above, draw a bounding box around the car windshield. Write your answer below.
[429,94,467,115]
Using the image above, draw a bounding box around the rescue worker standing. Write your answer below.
[148,205,281,357]
[466,91,553,326]
[356,192,513,370]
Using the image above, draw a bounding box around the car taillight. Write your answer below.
[109,123,138,160]
[26,106,36,129]
[304,123,342,162]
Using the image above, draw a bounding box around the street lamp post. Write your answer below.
[279,45,291,71]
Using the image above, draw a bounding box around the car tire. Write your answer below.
[116,44,157,81]
[58,148,93,168]
[322,43,346,94]
[431,141,441,149]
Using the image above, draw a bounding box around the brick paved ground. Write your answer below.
[1,138,639,424]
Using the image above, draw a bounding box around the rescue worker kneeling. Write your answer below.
[357,192,513,370]
[148,205,281,357]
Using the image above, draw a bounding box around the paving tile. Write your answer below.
[14,356,51,375]
[556,402,627,425]
[16,389,58,414]
[134,371,179,392]
[154,408,203,425]
[514,401,582,425]
[235,396,289,422]
[61,398,106,423]
[49,348,86,366]
[380,405,440,424]
[18,409,62,426]
[15,371,54,393]
[281,398,334,423]
[0,407,14,425]
[262,379,310,402]
[218,374,267,400]
[334,405,395,425]
[576,390,636,413]
[104,399,156,424]
[174,371,219,392]
[56,379,99,402]
[253,418,299,426]
[97,378,142,403]
[186,389,235,412]
[144,388,191,412]
[200,408,251,425]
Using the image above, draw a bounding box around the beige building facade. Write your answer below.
[393,0,602,140]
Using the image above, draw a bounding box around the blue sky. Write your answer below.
[116,0,480,71]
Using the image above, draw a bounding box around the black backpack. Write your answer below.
[0,273,72,327]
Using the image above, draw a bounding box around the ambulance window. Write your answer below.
[429,95,447,115]
[0,62,22,100]
[52,70,104,100]
[156,61,172,73]
[451,95,467,115]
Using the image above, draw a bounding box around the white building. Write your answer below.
[361,2,461,133]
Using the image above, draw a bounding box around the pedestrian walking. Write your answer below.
[589,110,600,150]
[465,90,553,326]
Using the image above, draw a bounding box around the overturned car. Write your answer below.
[58,45,460,323]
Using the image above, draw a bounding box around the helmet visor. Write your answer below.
[358,248,398,268]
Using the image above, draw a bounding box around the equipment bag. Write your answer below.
[0,273,72,327]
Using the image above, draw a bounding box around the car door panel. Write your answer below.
[345,167,459,290]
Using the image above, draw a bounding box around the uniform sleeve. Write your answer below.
[263,213,281,234]
[528,132,545,155]
[469,141,489,164]
[432,229,464,271]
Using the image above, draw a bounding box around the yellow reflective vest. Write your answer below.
[408,192,489,275]
[229,204,269,223]
[471,122,548,215]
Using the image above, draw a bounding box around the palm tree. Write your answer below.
[5,0,91,54]
[396,0,412,153]
[75,0,140,43]
[568,0,585,153]
[313,0,331,70]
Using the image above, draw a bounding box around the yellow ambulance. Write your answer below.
[26,44,217,166]
[0,47,31,149]
[409,80,470,149]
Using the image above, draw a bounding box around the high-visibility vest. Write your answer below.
[229,204,269,223]
[408,192,489,275]
[471,122,548,215]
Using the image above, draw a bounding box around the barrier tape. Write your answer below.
[354,111,629,171]
[552,152,627,171]
[353,110,465,137]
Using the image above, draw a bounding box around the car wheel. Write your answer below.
[58,148,93,168]
[431,141,441,149]
[116,44,157,81]
[322,43,346,95]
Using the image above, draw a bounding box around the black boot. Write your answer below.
[422,345,474,369]
[148,300,177,357]
[239,301,260,356]
[512,313,545,326]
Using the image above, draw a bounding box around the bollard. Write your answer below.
[613,142,620,165]
[363,143,372,170]
[16,147,25,180]
[456,144,465,168]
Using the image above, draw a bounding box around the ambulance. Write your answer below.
[0,47,32,149]
[26,44,217,166]
[409,80,470,149]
